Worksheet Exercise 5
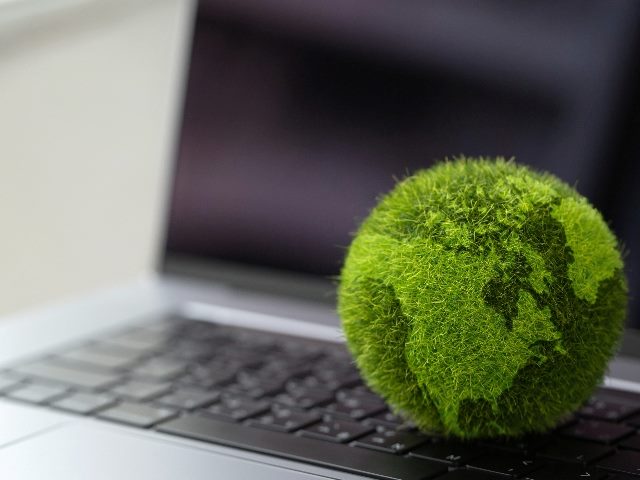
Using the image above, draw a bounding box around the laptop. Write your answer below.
[1,1,640,478]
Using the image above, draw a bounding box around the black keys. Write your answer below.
[7,382,68,404]
[409,440,483,466]
[441,471,505,480]
[528,463,606,480]
[246,405,321,432]
[51,392,117,414]
[299,416,374,443]
[365,410,406,428]
[12,360,121,390]
[352,427,428,454]
[323,400,386,421]
[322,388,386,420]
[596,450,640,476]
[9,314,640,480]
[621,435,640,451]
[578,398,640,423]
[537,439,614,465]
[467,453,542,477]
[273,387,334,409]
[560,420,635,444]
[227,380,284,399]
[98,402,176,428]
[480,434,551,456]
[181,360,240,388]
[312,368,362,391]
[203,394,270,422]
[155,389,220,410]
[158,414,448,480]
[111,380,171,401]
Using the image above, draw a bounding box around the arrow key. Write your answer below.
[408,439,483,466]
[468,453,544,477]
[352,427,428,454]
[527,463,605,479]
[596,450,640,477]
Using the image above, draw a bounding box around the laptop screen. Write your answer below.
[164,2,639,327]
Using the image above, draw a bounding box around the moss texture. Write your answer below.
[338,157,627,439]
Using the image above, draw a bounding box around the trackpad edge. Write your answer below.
[0,420,338,479]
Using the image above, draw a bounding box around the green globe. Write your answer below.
[338,157,627,438]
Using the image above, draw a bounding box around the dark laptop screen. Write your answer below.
[164,2,639,327]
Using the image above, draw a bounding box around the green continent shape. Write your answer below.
[552,198,623,304]
[345,233,563,437]
[339,159,628,438]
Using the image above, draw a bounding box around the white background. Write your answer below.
[0,0,193,318]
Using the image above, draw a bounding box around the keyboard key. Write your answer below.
[7,383,68,404]
[528,463,606,480]
[58,344,142,370]
[621,435,640,451]
[561,420,635,444]
[365,410,406,428]
[579,398,640,423]
[130,358,187,381]
[313,370,362,391]
[98,402,176,428]
[158,414,448,480]
[111,380,171,401]
[273,387,334,409]
[246,406,321,432]
[441,471,504,480]
[596,450,640,476]
[203,395,269,422]
[254,360,311,383]
[480,434,551,455]
[322,390,387,420]
[537,439,614,465]
[13,361,121,390]
[51,392,117,414]
[226,381,284,399]
[352,427,428,454]
[336,387,384,405]
[409,440,483,465]
[467,453,543,477]
[299,416,374,443]
[322,401,386,420]
[156,389,220,410]
[181,361,240,388]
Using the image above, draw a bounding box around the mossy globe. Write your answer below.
[338,158,627,438]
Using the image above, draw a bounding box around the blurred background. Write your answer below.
[2,0,639,326]
[0,0,190,316]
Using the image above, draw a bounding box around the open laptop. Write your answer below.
[1,1,640,479]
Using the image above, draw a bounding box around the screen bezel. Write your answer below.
[158,2,640,349]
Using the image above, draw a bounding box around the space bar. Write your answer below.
[157,414,445,480]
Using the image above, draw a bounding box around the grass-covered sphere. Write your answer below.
[338,157,627,439]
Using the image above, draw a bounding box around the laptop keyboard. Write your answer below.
[2,316,640,480]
